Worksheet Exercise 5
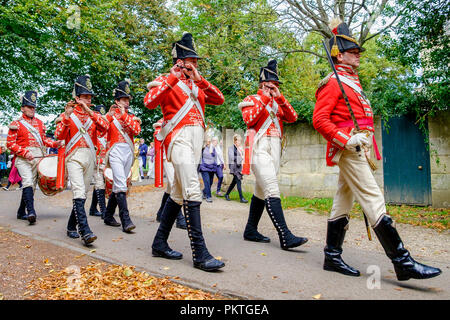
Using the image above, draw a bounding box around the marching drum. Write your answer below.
[104,167,132,198]
[37,155,66,196]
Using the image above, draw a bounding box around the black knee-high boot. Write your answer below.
[22,186,36,224]
[89,188,101,217]
[104,192,120,227]
[17,191,27,220]
[152,196,183,259]
[374,215,442,281]
[183,200,224,271]
[323,216,360,276]
[243,195,270,242]
[66,207,79,239]
[72,198,97,245]
[97,189,107,219]
[265,197,308,250]
[116,192,135,233]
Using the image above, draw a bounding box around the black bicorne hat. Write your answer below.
[328,19,365,57]
[21,90,38,108]
[73,75,95,97]
[259,59,282,83]
[172,32,201,60]
[95,104,107,115]
[113,80,132,100]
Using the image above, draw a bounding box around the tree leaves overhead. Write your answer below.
[0,0,175,138]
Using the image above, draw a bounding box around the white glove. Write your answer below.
[345,133,369,150]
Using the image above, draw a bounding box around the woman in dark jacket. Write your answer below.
[199,138,217,203]
[224,134,248,203]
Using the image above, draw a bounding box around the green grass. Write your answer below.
[216,191,449,232]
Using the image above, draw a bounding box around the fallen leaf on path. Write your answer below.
[260,253,266,256]
[282,291,288,294]
[211,283,217,288]
[215,256,222,260]
[90,249,96,253]
[394,287,403,291]
[272,276,278,279]
[313,294,322,299]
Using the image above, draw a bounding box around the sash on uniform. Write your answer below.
[156,81,204,144]
[111,116,134,153]
[66,114,96,160]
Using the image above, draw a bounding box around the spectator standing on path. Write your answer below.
[3,156,22,191]
[138,138,148,179]
[211,137,224,197]
[147,141,155,179]
[199,137,217,203]
[0,146,8,187]
[224,134,248,203]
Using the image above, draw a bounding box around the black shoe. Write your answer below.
[244,233,270,243]
[67,230,80,239]
[323,216,360,277]
[104,217,121,227]
[152,248,183,260]
[243,196,270,243]
[225,194,231,201]
[193,257,225,272]
[264,197,308,250]
[240,198,248,203]
[73,198,97,246]
[89,210,101,217]
[116,192,135,233]
[374,215,442,281]
[206,197,213,203]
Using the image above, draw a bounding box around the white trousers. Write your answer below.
[251,136,281,199]
[93,164,105,190]
[109,143,133,193]
[168,126,204,204]
[15,147,43,189]
[66,148,95,199]
[330,148,386,227]
[163,157,175,194]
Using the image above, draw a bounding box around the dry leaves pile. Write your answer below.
[130,184,157,194]
[28,263,224,300]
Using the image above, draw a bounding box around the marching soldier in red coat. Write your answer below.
[313,19,441,281]
[102,80,141,233]
[6,91,63,224]
[88,105,108,219]
[144,32,225,271]
[55,75,109,245]
[239,59,308,250]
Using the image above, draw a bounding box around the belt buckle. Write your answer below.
[80,127,86,134]
[190,93,197,102]
[270,111,276,120]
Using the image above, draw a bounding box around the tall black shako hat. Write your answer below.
[21,90,38,108]
[172,32,201,61]
[95,104,107,115]
[113,79,132,100]
[329,18,365,57]
[259,59,282,84]
[73,75,95,98]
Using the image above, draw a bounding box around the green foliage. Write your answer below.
[0,0,175,141]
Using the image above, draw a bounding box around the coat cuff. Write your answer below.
[331,130,351,149]
[274,95,286,105]
[260,94,271,105]
[194,76,210,89]
[166,73,179,88]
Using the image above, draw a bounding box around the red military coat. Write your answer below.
[144,73,224,153]
[104,107,141,152]
[7,114,58,158]
[239,90,298,136]
[313,64,377,166]
[54,105,109,157]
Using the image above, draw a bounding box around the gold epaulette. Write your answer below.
[318,72,334,89]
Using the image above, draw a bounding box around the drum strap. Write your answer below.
[66,114,96,160]
[156,80,203,144]
[112,116,135,153]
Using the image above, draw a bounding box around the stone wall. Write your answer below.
[220,116,384,198]
[428,110,450,207]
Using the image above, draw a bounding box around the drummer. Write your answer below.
[55,75,109,246]
[102,80,141,233]
[6,90,63,224]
